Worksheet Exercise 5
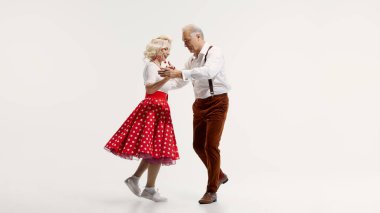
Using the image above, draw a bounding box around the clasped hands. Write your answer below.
[158,66,182,79]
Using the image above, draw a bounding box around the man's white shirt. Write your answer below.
[182,42,231,99]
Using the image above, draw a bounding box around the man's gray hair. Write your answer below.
[182,24,204,39]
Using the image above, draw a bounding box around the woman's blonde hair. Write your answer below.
[144,35,172,61]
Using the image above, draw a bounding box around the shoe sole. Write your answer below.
[141,195,153,201]
[141,197,168,202]
[141,193,168,202]
[199,199,217,204]
[217,178,229,188]
[222,178,228,184]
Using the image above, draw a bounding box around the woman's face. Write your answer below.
[161,47,170,59]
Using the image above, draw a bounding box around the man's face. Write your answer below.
[182,31,198,53]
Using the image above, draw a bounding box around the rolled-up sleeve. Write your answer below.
[168,78,189,90]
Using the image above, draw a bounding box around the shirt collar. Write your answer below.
[199,42,211,56]
[192,42,210,60]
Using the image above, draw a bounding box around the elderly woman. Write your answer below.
[104,35,186,202]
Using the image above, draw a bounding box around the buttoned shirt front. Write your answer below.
[182,42,231,99]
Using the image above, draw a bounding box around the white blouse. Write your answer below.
[143,61,188,93]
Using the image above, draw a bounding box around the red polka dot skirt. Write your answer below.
[104,91,179,166]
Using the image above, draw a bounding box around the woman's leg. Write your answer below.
[146,163,161,187]
[133,159,149,177]
[126,160,149,197]
[140,162,167,202]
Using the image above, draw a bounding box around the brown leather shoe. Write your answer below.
[218,173,229,188]
[199,192,217,204]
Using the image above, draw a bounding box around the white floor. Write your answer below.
[1,97,380,213]
[1,113,380,213]
[1,155,380,213]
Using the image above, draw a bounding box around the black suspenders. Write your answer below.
[204,46,214,96]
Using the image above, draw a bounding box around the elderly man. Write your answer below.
[159,24,231,204]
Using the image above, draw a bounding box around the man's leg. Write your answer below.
[194,113,228,191]
[193,118,208,167]
[205,95,229,193]
[205,118,226,193]
[192,100,208,168]
[195,95,229,204]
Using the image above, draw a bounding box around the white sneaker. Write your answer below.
[124,177,141,197]
[141,188,168,202]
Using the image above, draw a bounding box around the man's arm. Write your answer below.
[159,47,224,81]
[158,68,183,79]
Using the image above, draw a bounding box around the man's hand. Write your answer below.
[158,67,182,78]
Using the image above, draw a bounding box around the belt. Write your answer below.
[197,93,227,101]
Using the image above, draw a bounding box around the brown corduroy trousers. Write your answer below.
[192,93,229,193]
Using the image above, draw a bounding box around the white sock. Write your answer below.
[144,187,155,193]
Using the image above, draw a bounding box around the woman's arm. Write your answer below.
[145,77,171,94]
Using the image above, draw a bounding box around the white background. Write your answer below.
[1,0,380,212]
